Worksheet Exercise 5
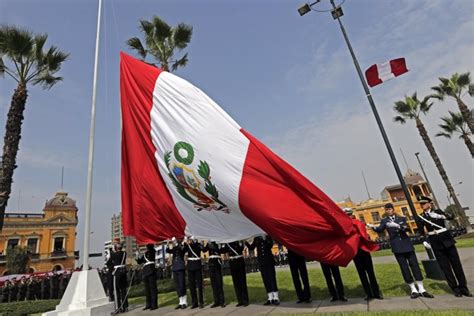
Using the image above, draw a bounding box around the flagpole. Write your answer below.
[82,0,102,270]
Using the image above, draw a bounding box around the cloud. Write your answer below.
[17,146,84,170]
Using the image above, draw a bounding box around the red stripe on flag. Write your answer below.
[390,58,408,77]
[120,52,186,243]
[239,129,360,266]
[365,64,382,88]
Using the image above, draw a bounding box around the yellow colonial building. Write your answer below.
[337,170,435,241]
[0,191,78,275]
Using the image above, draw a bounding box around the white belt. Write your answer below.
[428,228,448,235]
[188,257,201,261]
[114,265,125,269]
[229,255,243,260]
[208,255,221,259]
[144,262,155,266]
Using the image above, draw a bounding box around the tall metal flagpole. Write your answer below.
[83,0,102,270]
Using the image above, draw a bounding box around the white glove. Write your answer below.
[386,222,400,229]
[428,212,446,220]
[423,241,432,249]
[171,237,176,242]
[183,236,188,243]
[366,223,376,229]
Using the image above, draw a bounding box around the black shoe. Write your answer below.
[211,303,220,308]
[339,297,348,302]
[461,289,473,297]
[264,300,272,306]
[142,306,151,310]
[150,307,157,311]
[410,292,419,299]
[273,299,280,305]
[296,299,304,304]
[175,304,182,310]
[421,291,434,298]
[304,298,313,303]
[181,304,187,309]
[236,303,243,307]
[330,297,338,302]
[199,304,204,308]
[221,303,226,308]
[191,304,199,309]
[455,292,463,297]
[242,302,249,307]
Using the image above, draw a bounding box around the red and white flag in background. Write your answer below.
[365,57,408,87]
[120,52,371,266]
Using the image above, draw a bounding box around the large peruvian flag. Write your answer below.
[365,57,408,87]
[120,52,365,266]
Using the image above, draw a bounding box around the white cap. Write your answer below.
[171,237,176,242]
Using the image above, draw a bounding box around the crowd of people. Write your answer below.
[101,196,471,314]
[0,271,71,303]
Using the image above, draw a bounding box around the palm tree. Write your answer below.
[6,246,29,274]
[0,25,69,230]
[436,111,474,158]
[127,16,192,72]
[393,93,470,229]
[431,72,474,134]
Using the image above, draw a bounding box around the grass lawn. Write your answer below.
[371,235,474,258]
[128,262,452,307]
[278,312,472,316]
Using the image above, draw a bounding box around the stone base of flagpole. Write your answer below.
[43,269,114,316]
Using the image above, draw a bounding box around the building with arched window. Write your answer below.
[0,191,78,275]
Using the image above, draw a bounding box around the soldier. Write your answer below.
[345,208,383,301]
[136,244,158,310]
[17,276,27,301]
[105,247,115,302]
[185,236,205,309]
[41,275,50,300]
[26,276,36,300]
[287,249,312,303]
[222,240,249,307]
[203,241,226,308]
[50,271,59,299]
[166,237,187,309]
[1,280,11,303]
[367,203,434,299]
[9,278,18,302]
[320,263,347,302]
[246,235,280,305]
[106,241,129,313]
[417,196,472,297]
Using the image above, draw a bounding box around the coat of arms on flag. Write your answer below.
[164,141,230,214]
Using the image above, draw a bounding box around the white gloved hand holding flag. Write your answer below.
[386,222,400,229]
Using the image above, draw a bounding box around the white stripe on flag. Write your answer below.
[377,62,395,82]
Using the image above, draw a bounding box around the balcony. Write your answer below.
[50,250,67,259]
[0,254,5,265]
[29,253,40,261]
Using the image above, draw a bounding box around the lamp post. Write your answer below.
[414,152,440,209]
[298,0,420,225]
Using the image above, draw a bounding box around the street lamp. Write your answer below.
[414,152,440,209]
[298,0,420,225]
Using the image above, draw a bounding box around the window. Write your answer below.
[401,207,412,220]
[53,237,64,252]
[27,238,38,254]
[7,239,19,251]
[358,215,365,223]
[371,212,381,222]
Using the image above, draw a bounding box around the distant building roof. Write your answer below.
[44,191,77,210]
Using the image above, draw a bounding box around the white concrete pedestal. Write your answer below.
[43,269,114,316]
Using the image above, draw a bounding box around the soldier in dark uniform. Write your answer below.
[9,278,18,302]
[203,241,225,308]
[246,235,279,305]
[2,280,11,303]
[287,249,312,303]
[50,271,59,299]
[59,273,69,299]
[166,237,187,309]
[136,244,158,310]
[17,277,27,301]
[368,203,434,299]
[320,263,346,302]
[26,276,36,300]
[106,242,129,313]
[105,247,115,302]
[185,237,205,309]
[345,208,383,301]
[41,275,50,300]
[222,241,249,307]
[417,196,472,297]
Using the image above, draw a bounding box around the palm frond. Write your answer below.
[393,116,407,124]
[171,53,188,72]
[172,24,193,50]
[457,72,470,87]
[34,33,48,65]
[139,20,154,36]
[126,37,147,59]
[419,97,433,114]
[435,131,452,139]
[152,16,171,41]
[469,83,474,97]
[32,72,62,89]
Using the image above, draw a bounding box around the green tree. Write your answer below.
[0,25,68,231]
[6,246,30,274]
[436,111,474,158]
[431,72,474,134]
[393,93,470,229]
[127,15,193,72]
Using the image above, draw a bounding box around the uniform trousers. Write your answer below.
[173,269,186,297]
[288,253,311,301]
[321,263,345,299]
[433,245,467,292]
[188,268,204,305]
[230,258,249,304]
[394,251,423,283]
[353,249,380,297]
[209,263,225,305]
[259,263,278,293]
[143,272,158,309]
